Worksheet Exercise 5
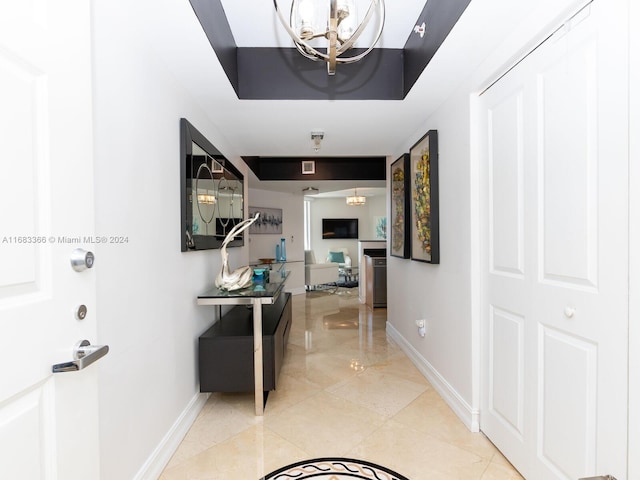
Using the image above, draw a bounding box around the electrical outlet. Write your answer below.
[415,319,427,338]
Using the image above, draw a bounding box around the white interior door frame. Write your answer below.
[474,0,630,478]
[627,0,640,476]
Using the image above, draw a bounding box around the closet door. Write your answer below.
[479,1,629,478]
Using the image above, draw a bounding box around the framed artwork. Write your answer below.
[248,206,283,234]
[374,216,387,240]
[390,154,410,258]
[409,130,439,263]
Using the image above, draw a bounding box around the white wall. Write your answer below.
[387,89,475,409]
[308,196,386,268]
[248,189,304,263]
[629,0,639,475]
[386,0,610,430]
[91,1,247,478]
[248,188,305,294]
[88,0,639,476]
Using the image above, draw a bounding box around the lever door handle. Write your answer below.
[52,340,109,373]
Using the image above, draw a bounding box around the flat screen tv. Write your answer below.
[322,218,358,239]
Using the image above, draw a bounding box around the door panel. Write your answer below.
[489,91,525,278]
[539,36,598,289]
[489,306,525,439]
[0,27,45,296]
[0,1,99,478]
[481,57,534,478]
[539,326,597,479]
[0,382,55,479]
[480,1,629,479]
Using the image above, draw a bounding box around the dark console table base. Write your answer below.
[199,292,292,394]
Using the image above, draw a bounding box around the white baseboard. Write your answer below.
[134,392,210,480]
[386,322,480,432]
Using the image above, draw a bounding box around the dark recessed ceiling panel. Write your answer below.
[403,0,472,94]
[188,0,239,95]
[244,157,386,181]
[237,48,404,100]
[187,0,472,101]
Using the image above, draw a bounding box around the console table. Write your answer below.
[197,270,289,415]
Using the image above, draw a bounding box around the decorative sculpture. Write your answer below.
[215,213,260,291]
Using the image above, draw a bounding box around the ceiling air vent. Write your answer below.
[302,160,315,175]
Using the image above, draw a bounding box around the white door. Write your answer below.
[479,1,629,479]
[0,1,101,479]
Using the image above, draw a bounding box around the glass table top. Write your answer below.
[197,271,289,303]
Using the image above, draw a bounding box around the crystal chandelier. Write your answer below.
[346,188,366,206]
[196,193,216,205]
[273,0,385,75]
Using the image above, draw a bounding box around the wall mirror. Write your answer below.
[180,118,244,251]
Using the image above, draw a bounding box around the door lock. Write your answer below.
[70,248,95,272]
[75,304,88,320]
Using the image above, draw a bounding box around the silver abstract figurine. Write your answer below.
[215,213,260,291]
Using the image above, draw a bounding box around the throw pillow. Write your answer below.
[328,251,345,264]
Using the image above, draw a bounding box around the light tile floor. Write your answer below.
[160,288,523,479]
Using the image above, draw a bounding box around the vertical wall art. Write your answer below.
[409,130,439,263]
[390,154,410,258]
[374,216,387,240]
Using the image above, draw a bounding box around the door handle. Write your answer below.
[52,340,109,373]
[579,476,617,480]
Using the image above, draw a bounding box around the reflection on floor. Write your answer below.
[160,288,523,479]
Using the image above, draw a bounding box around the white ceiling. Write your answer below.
[136,0,559,195]
[219,0,427,49]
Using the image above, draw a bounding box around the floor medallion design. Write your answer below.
[262,457,410,480]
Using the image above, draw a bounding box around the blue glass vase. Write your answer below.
[278,238,286,261]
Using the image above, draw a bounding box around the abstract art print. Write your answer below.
[248,206,283,234]
[390,154,410,258]
[409,130,439,263]
[374,216,387,240]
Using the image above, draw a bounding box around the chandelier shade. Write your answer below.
[273,0,385,75]
[346,188,366,206]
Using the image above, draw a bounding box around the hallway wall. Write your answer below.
[91,1,247,478]
[247,189,304,265]
[248,188,306,294]
[386,90,475,421]
[628,0,640,475]
[386,0,600,430]
[87,0,639,477]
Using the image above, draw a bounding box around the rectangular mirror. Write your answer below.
[180,118,244,251]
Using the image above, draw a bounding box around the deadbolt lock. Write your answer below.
[70,248,95,272]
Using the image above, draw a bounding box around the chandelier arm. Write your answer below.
[328,0,338,75]
[335,1,385,63]
[274,0,333,61]
[294,41,327,61]
[274,0,386,70]
[336,0,381,54]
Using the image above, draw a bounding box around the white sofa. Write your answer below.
[304,250,339,287]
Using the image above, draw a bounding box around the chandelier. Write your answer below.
[196,193,216,205]
[273,0,385,75]
[346,188,366,206]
